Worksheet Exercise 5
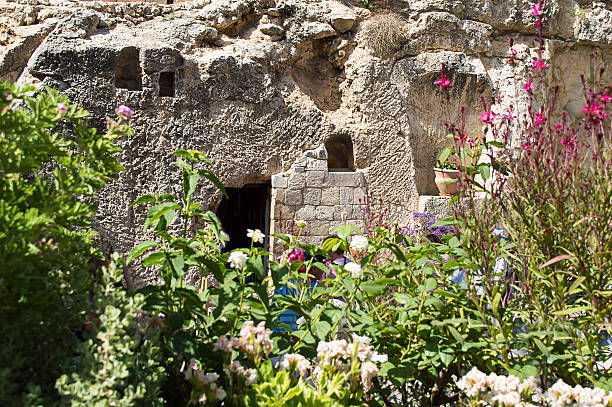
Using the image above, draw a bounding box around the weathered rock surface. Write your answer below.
[1,0,611,284]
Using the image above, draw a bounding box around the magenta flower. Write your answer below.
[523,141,532,151]
[581,102,604,116]
[479,110,498,124]
[530,2,542,16]
[534,112,545,126]
[523,81,535,91]
[532,59,549,70]
[506,48,518,65]
[115,105,134,120]
[57,103,67,115]
[600,94,612,103]
[277,247,306,264]
[561,136,577,150]
[555,123,563,131]
[435,63,453,89]
[434,75,452,89]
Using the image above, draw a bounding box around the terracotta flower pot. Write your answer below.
[434,168,460,196]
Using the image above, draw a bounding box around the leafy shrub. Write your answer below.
[439,0,612,392]
[56,254,165,406]
[0,83,125,405]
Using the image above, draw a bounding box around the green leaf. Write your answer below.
[247,255,265,281]
[201,211,223,241]
[183,173,200,201]
[533,338,551,356]
[142,251,166,267]
[478,164,491,181]
[438,147,453,164]
[334,224,361,239]
[311,320,331,341]
[439,348,455,367]
[360,280,386,296]
[144,202,180,232]
[126,240,159,264]
[202,258,224,282]
[172,149,192,160]
[198,169,227,198]
[271,233,290,244]
[551,306,592,316]
[168,253,186,279]
[130,194,156,207]
[423,278,437,291]
[431,217,460,227]
[322,237,343,252]
[447,326,465,344]
[487,140,505,148]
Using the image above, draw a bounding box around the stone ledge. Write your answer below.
[417,195,453,219]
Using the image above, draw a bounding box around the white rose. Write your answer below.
[215,388,226,401]
[247,228,265,244]
[350,235,369,252]
[228,251,248,269]
[344,262,362,278]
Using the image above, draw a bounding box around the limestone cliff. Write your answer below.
[1,0,610,283]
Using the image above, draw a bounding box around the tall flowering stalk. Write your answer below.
[434,0,612,387]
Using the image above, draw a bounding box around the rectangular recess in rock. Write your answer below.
[115,47,142,91]
[158,71,175,97]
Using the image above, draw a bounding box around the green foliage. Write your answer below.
[247,361,354,407]
[56,255,165,406]
[0,82,125,404]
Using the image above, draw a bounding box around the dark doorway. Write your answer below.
[325,134,354,171]
[158,71,175,97]
[216,183,271,254]
[115,47,142,91]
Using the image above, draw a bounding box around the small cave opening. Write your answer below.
[158,71,175,97]
[325,135,354,172]
[114,47,142,91]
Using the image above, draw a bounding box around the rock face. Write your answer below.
[1,0,611,283]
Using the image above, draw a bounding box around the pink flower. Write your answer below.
[523,81,535,91]
[506,48,518,65]
[5,93,13,101]
[532,59,549,70]
[534,112,545,126]
[530,2,542,16]
[561,136,577,150]
[479,110,498,124]
[600,94,612,103]
[555,123,562,131]
[434,76,452,89]
[277,247,306,264]
[57,103,67,115]
[523,142,532,151]
[434,77,451,88]
[115,105,134,120]
[582,102,604,117]
[435,63,453,89]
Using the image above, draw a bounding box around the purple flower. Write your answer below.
[57,103,67,115]
[115,105,134,121]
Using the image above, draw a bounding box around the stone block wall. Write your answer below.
[270,146,367,252]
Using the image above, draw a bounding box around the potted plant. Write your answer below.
[434,147,460,196]
[435,134,487,196]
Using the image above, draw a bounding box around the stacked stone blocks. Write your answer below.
[270,146,367,251]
